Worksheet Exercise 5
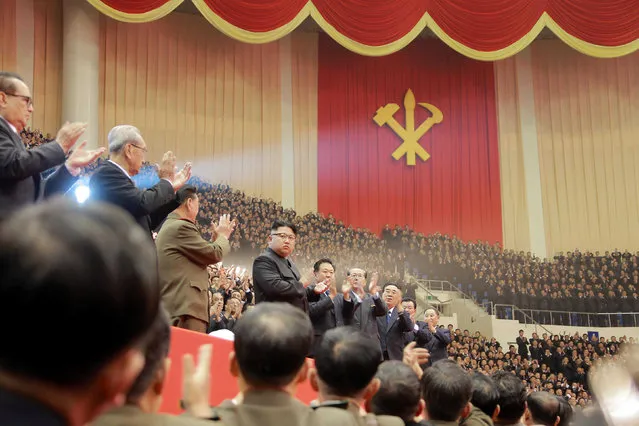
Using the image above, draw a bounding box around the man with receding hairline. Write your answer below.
[0,71,103,219]
[89,124,192,236]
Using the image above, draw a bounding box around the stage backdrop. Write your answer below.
[317,36,502,243]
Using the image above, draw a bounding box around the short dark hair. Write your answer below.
[383,282,401,292]
[402,298,417,310]
[527,392,573,426]
[126,306,171,403]
[421,360,472,421]
[176,185,197,204]
[371,361,421,421]
[0,71,24,94]
[315,327,382,397]
[470,372,499,417]
[492,370,527,422]
[271,219,297,235]
[313,258,334,273]
[0,199,160,387]
[233,302,312,387]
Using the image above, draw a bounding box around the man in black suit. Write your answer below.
[418,307,451,366]
[89,125,191,236]
[252,219,320,313]
[307,258,354,357]
[0,71,103,219]
[377,283,413,360]
[516,329,529,359]
[335,268,387,342]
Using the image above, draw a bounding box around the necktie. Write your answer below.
[387,310,392,325]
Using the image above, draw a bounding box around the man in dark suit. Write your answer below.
[252,219,320,313]
[156,186,236,333]
[0,71,103,219]
[308,258,355,357]
[418,308,451,366]
[377,283,413,360]
[335,268,387,342]
[516,329,529,359]
[89,125,191,236]
[0,199,161,425]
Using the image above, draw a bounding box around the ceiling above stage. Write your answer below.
[89,0,638,60]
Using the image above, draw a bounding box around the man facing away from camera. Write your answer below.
[156,184,236,333]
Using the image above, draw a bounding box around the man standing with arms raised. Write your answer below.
[156,185,237,333]
[252,219,324,313]
[90,125,191,236]
[335,268,387,342]
[0,71,104,219]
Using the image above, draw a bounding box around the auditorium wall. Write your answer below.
[531,41,639,256]
[1,1,638,257]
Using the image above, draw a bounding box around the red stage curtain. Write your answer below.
[198,0,308,32]
[94,0,176,14]
[317,35,502,243]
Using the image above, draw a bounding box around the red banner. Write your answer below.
[317,36,503,244]
[160,328,317,414]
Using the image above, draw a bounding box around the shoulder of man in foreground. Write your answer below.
[91,405,220,426]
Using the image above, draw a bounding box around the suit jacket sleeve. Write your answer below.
[309,294,334,320]
[397,311,414,332]
[433,328,452,345]
[252,256,305,299]
[414,323,434,346]
[341,298,355,324]
[372,295,388,317]
[93,167,176,218]
[0,131,66,180]
[43,165,77,199]
[175,221,230,266]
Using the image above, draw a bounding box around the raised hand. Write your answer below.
[157,151,176,181]
[403,342,429,379]
[172,162,192,190]
[213,214,235,240]
[368,272,380,295]
[56,122,87,154]
[342,279,353,300]
[314,281,328,294]
[300,268,314,287]
[182,344,213,418]
[65,141,105,175]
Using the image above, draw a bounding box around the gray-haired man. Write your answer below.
[89,125,191,236]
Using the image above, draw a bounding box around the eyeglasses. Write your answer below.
[129,144,148,153]
[350,273,365,278]
[5,93,33,107]
[271,233,296,242]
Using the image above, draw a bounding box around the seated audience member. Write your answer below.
[309,327,403,426]
[370,361,425,426]
[524,392,572,426]
[0,199,161,426]
[186,302,362,426]
[460,373,499,426]
[492,371,527,426]
[92,308,212,426]
[420,360,472,426]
